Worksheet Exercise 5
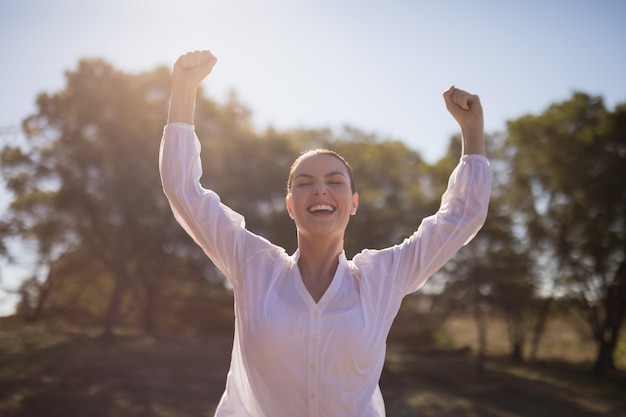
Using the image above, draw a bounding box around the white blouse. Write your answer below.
[159,123,491,417]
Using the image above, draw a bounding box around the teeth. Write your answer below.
[309,204,334,212]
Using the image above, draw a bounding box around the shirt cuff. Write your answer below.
[164,122,194,131]
[460,154,489,164]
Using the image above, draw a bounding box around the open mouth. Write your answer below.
[307,204,336,214]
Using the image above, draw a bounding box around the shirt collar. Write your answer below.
[290,249,348,266]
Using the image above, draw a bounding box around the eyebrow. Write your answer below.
[293,171,347,181]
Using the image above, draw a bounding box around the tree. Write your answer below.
[0,59,223,336]
[1,57,446,339]
[505,92,626,374]
[428,134,535,365]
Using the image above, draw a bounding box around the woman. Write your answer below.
[160,50,491,417]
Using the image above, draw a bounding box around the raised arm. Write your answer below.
[167,50,218,125]
[161,50,252,282]
[443,86,486,156]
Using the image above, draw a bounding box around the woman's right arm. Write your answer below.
[160,51,250,281]
[167,50,217,124]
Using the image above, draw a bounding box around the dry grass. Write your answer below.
[0,315,624,417]
[381,347,626,417]
[441,314,622,366]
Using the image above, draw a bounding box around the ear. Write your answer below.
[350,193,359,216]
[285,195,295,219]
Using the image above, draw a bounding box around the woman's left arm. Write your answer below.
[355,88,490,295]
[443,86,486,156]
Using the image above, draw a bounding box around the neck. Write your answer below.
[296,234,343,299]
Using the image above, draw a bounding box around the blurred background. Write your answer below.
[1,0,625,416]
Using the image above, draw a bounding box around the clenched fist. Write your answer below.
[443,86,485,155]
[167,50,217,124]
[172,50,217,90]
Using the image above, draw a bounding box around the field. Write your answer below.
[0,314,624,417]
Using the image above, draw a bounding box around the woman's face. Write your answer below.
[286,153,359,239]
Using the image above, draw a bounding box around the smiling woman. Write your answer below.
[285,151,360,301]
[286,150,358,221]
[159,49,491,417]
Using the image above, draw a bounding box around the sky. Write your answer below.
[0,0,625,315]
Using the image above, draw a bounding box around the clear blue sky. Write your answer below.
[1,0,625,315]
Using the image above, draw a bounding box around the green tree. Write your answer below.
[505,92,626,374]
[0,59,227,336]
[1,57,444,339]
[428,134,535,364]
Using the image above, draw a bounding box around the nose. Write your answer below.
[313,181,327,195]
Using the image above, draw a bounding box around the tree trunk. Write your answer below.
[474,301,488,378]
[143,282,157,336]
[529,295,553,361]
[592,335,616,375]
[102,263,128,340]
[503,306,526,363]
[511,342,524,363]
[591,259,626,375]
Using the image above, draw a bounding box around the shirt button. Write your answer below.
[310,364,316,371]
[312,311,320,318]
[310,393,316,400]
[311,337,318,345]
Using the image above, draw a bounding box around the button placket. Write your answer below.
[307,306,321,416]
[310,310,320,371]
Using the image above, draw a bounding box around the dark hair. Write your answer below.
[286,149,357,195]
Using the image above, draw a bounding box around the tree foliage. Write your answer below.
[1,59,217,337]
[0,57,437,339]
[422,134,535,364]
[1,58,624,376]
[505,92,626,374]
